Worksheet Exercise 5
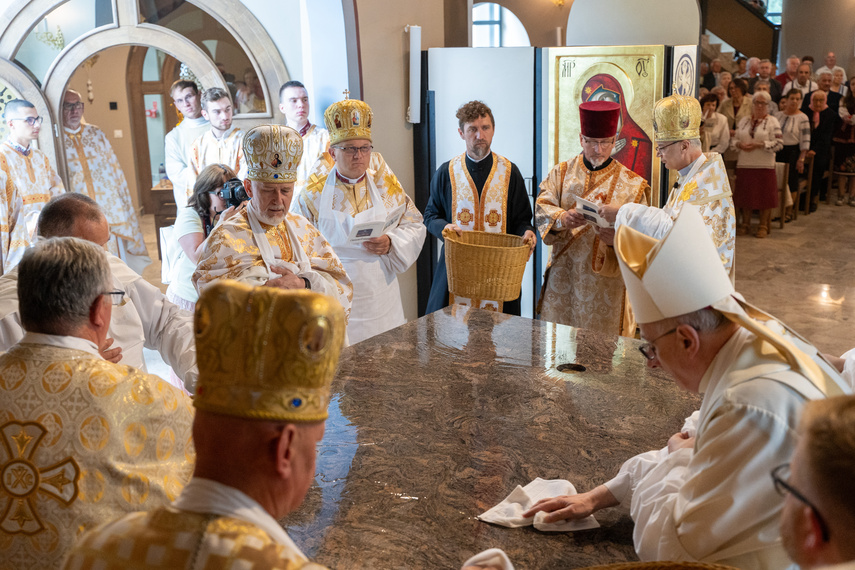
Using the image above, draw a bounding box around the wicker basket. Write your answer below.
[442,229,529,302]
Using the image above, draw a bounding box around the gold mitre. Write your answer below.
[324,95,373,145]
[193,280,346,422]
[243,125,303,183]
[652,92,702,142]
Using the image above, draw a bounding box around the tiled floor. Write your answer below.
[735,201,855,356]
[138,198,855,360]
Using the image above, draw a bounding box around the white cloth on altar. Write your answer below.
[164,116,209,209]
[461,548,515,570]
[0,253,197,392]
[603,327,838,568]
[478,478,600,532]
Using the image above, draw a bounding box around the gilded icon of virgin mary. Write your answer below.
[582,74,653,182]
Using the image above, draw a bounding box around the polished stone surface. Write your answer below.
[283,307,700,569]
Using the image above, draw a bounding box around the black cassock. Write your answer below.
[423,153,534,316]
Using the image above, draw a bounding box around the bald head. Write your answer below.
[38,193,110,247]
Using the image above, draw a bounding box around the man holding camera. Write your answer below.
[186,87,247,198]
[193,125,352,322]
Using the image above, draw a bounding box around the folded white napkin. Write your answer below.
[477,477,599,532]
[461,548,515,570]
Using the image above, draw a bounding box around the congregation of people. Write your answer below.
[699,50,855,236]
[1,47,855,570]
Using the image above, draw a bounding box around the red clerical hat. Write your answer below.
[579,101,620,138]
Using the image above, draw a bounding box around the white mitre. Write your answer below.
[615,205,849,397]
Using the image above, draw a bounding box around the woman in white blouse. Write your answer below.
[733,91,784,238]
[699,93,730,154]
[166,164,241,310]
[773,89,810,218]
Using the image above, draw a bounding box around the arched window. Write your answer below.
[472,3,530,48]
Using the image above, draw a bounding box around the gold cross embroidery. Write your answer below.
[0,421,80,535]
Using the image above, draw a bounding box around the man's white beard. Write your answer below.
[589,156,606,168]
[249,199,286,226]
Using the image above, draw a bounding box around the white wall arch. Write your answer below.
[0,0,292,184]
[0,56,59,167]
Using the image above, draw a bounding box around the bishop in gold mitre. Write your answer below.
[599,91,737,279]
[192,124,352,324]
[295,94,425,344]
[64,280,346,570]
[0,237,194,569]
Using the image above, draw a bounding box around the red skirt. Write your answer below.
[734,167,778,210]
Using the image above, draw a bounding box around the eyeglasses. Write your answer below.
[581,136,615,149]
[638,327,679,361]
[771,463,830,542]
[332,145,373,157]
[10,116,43,127]
[103,290,126,306]
[63,102,85,111]
[655,141,679,155]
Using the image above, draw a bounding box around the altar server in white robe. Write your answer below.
[524,206,850,568]
[599,92,736,278]
[279,80,331,208]
[0,99,64,239]
[193,125,352,322]
[62,90,150,272]
[164,80,209,208]
[0,154,28,273]
[187,87,247,190]
[297,96,425,344]
[0,193,198,392]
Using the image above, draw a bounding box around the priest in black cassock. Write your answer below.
[423,100,535,315]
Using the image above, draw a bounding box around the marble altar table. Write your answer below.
[284,306,701,569]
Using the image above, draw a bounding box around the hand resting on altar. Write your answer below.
[521,484,619,524]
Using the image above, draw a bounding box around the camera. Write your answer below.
[218,178,249,208]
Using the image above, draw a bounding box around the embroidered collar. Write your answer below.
[5,139,30,156]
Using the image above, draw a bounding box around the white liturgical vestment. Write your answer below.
[0,141,64,238]
[0,154,28,273]
[192,202,353,322]
[291,124,330,211]
[0,253,198,392]
[0,333,194,570]
[63,124,148,261]
[63,478,327,570]
[298,152,425,344]
[616,153,735,278]
[164,116,209,208]
[603,327,850,569]
[187,126,247,192]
